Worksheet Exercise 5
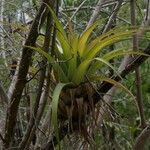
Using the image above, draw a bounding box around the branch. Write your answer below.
[86,0,107,28]
[0,83,8,107]
[130,0,146,128]
[94,45,150,102]
[102,0,123,33]
[3,0,50,148]
[133,125,150,150]
[65,0,87,28]
[42,122,71,150]
[19,7,54,149]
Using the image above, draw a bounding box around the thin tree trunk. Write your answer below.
[3,0,50,148]
[133,0,150,149]
[86,0,107,28]
[19,8,53,149]
[130,0,146,128]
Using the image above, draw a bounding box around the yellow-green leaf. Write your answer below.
[51,83,69,149]
[78,21,99,57]
[72,59,91,84]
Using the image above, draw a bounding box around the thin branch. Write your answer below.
[85,75,120,118]
[61,1,118,13]
[86,0,108,28]
[133,125,150,150]
[3,0,50,148]
[102,0,123,33]
[65,0,87,28]
[0,132,5,143]
[101,9,131,24]
[26,63,48,83]
[19,3,54,149]
[130,0,146,128]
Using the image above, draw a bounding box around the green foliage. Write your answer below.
[29,8,149,99]
[26,7,150,143]
[25,6,150,149]
[51,83,69,148]
[32,6,147,86]
[1,0,150,149]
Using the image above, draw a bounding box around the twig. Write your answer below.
[133,125,150,150]
[0,132,5,143]
[26,63,48,83]
[85,75,121,118]
[102,0,123,33]
[101,8,131,24]
[86,0,106,28]
[61,1,117,13]
[65,0,87,28]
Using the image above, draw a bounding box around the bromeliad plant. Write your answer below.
[27,7,149,144]
[32,23,144,85]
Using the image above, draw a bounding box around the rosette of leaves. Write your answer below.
[28,7,149,144]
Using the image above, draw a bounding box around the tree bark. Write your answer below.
[133,125,150,150]
[130,0,146,128]
[19,9,53,149]
[3,0,51,148]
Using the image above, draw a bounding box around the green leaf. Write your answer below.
[94,58,123,80]
[78,21,99,57]
[46,4,67,40]
[88,49,150,74]
[25,45,53,62]
[46,4,71,59]
[72,59,91,84]
[51,83,69,149]
[56,33,71,59]
[67,56,77,80]
[84,28,139,59]
[25,45,69,82]
[102,49,150,60]
[53,63,69,83]
[67,30,79,80]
